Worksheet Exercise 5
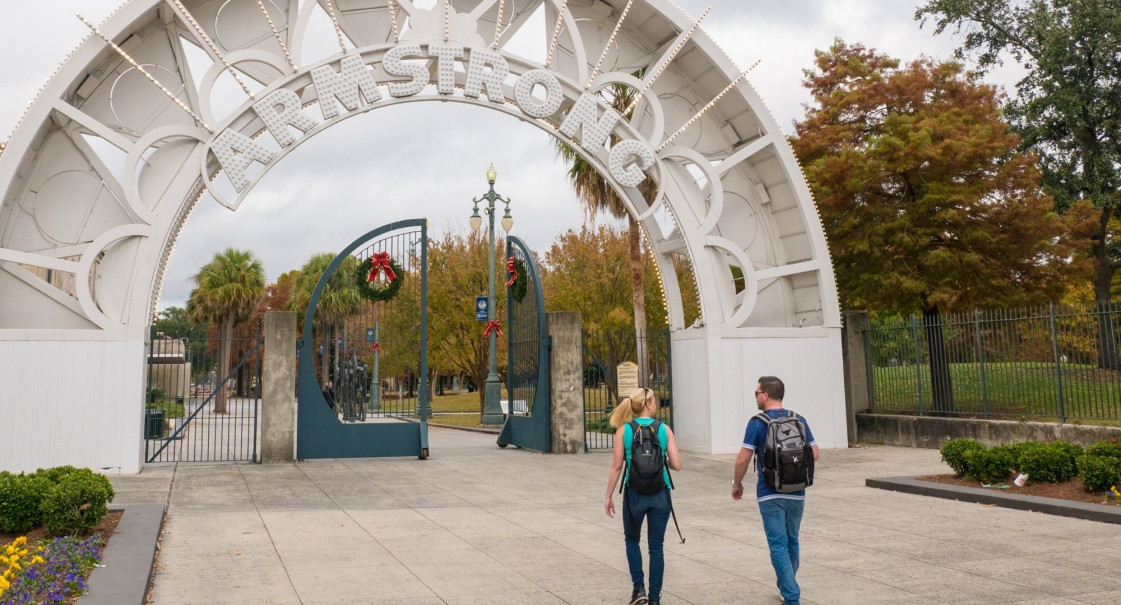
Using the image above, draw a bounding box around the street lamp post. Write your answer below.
[471,163,512,425]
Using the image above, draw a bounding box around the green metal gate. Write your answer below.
[583,328,673,450]
[297,219,429,459]
[497,235,550,451]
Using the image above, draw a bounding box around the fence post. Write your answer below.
[1048,301,1066,423]
[974,309,988,419]
[842,311,871,445]
[548,312,585,454]
[911,314,924,416]
[262,311,297,462]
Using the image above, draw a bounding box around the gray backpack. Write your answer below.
[755,410,814,492]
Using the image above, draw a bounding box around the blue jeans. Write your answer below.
[759,498,804,605]
[622,486,671,600]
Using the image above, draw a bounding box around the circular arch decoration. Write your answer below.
[0,0,844,472]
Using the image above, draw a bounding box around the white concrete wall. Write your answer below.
[672,327,847,454]
[0,339,145,474]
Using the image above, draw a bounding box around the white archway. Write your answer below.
[0,0,843,473]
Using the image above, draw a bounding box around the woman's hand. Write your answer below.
[605,495,615,517]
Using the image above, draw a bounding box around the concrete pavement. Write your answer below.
[111,427,1121,604]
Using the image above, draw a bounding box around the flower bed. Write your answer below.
[0,534,105,603]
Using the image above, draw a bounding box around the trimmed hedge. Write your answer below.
[940,438,985,476]
[941,438,1121,493]
[0,466,115,535]
[1078,455,1121,493]
[0,472,50,533]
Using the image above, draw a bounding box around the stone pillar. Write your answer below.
[548,312,584,454]
[842,310,872,445]
[261,311,297,463]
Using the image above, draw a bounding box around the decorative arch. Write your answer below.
[0,0,845,472]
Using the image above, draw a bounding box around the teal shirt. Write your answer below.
[623,417,671,489]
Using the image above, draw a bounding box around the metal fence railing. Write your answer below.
[145,323,261,463]
[583,327,673,450]
[867,302,1121,423]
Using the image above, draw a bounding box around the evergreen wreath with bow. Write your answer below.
[507,256,528,304]
[355,252,404,303]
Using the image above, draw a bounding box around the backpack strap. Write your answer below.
[620,421,639,495]
[753,411,772,424]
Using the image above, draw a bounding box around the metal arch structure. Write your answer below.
[0,0,845,473]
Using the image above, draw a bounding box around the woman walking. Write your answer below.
[604,387,682,605]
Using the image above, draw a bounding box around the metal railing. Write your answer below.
[583,327,673,450]
[867,302,1121,423]
[145,324,261,463]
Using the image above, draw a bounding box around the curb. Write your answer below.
[866,476,1121,525]
[82,504,166,605]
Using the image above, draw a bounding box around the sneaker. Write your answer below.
[629,588,647,605]
[648,601,661,605]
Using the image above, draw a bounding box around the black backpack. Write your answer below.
[627,420,666,495]
[756,410,814,493]
[619,419,685,544]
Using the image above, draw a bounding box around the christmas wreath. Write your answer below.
[507,256,528,304]
[355,252,404,303]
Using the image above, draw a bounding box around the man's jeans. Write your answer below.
[759,498,805,605]
[622,486,671,600]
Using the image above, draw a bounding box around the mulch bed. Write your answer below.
[916,474,1121,507]
[0,510,122,545]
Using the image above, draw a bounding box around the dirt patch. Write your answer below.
[0,509,122,544]
[916,474,1121,507]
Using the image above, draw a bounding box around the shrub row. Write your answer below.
[941,438,1121,491]
[0,466,115,534]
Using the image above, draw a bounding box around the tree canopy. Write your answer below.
[917,0,1121,302]
[790,40,1088,315]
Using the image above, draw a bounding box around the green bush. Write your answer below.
[0,472,50,533]
[40,468,115,535]
[1078,455,1121,493]
[34,465,84,484]
[1085,441,1121,461]
[1016,442,1080,483]
[940,438,986,476]
[963,445,1016,484]
[585,415,615,434]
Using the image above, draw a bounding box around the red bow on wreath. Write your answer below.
[483,320,503,337]
[367,252,397,283]
[505,256,518,287]
[371,342,381,354]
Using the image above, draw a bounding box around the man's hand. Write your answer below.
[605,495,615,517]
[731,483,744,501]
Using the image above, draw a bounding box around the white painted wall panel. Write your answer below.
[669,334,711,453]
[0,340,144,474]
[714,332,847,454]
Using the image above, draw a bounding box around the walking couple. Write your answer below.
[604,376,819,605]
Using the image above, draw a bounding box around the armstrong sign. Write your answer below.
[205,44,656,209]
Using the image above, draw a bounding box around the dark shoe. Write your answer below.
[648,601,660,605]
[629,588,647,605]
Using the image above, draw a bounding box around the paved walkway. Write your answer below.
[111,428,1121,604]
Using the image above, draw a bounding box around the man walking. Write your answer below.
[731,376,819,605]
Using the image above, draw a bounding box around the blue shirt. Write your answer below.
[742,408,816,502]
[623,418,671,488]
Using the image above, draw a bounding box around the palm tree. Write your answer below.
[186,248,266,414]
[555,75,658,381]
[288,253,363,389]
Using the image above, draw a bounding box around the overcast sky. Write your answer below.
[1,1,1023,311]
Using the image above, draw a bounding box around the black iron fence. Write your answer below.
[866,303,1121,423]
[583,327,673,450]
[145,324,261,463]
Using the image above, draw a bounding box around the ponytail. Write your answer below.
[609,387,654,428]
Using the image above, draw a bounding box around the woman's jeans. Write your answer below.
[759,498,805,605]
[622,486,671,600]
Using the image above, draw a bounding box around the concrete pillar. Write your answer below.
[548,312,584,454]
[842,310,872,445]
[261,311,297,463]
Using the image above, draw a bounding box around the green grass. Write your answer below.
[428,413,483,428]
[429,392,483,413]
[873,362,1121,421]
[147,400,185,418]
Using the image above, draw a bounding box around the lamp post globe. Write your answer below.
[471,163,512,425]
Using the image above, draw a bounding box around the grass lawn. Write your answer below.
[428,413,484,428]
[873,361,1121,421]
